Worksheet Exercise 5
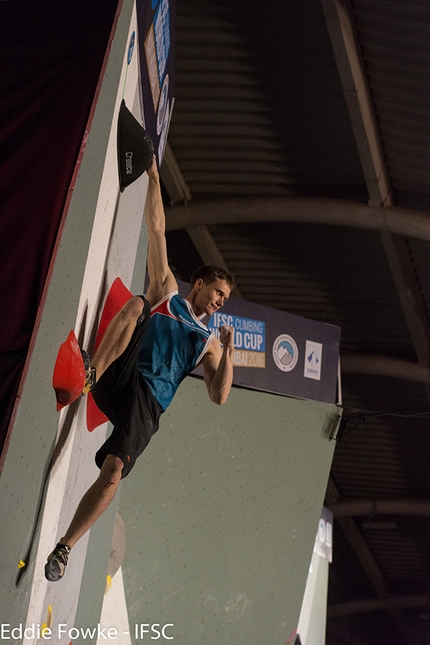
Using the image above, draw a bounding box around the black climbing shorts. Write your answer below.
[93,297,163,478]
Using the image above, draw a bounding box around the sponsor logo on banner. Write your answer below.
[314,507,333,562]
[272,335,298,372]
[157,74,169,135]
[208,312,266,368]
[304,340,323,380]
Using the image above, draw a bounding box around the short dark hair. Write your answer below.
[190,265,234,290]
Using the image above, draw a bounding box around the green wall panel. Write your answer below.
[120,377,338,645]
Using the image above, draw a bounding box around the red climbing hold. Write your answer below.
[52,330,86,411]
[86,277,133,432]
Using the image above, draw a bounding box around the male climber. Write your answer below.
[45,157,234,581]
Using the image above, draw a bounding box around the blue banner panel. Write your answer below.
[178,281,341,405]
[136,0,175,164]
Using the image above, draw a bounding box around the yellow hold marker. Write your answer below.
[40,603,54,638]
[46,604,53,629]
[18,560,25,569]
[105,575,112,594]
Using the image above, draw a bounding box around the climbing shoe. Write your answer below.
[44,542,71,581]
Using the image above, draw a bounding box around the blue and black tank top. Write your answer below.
[138,292,214,410]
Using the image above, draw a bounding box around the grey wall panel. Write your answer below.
[0,0,142,638]
[119,377,338,645]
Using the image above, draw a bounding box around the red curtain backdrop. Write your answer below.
[0,1,119,464]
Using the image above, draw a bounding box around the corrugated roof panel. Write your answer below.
[170,1,293,198]
[171,0,367,200]
[353,0,430,213]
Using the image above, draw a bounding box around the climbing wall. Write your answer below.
[0,1,339,643]
[0,1,149,642]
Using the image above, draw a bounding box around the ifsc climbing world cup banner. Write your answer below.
[178,281,341,405]
[136,0,175,165]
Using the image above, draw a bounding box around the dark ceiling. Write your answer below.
[160,0,430,643]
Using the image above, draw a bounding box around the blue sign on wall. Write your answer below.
[177,281,341,406]
[136,0,175,165]
[208,313,266,368]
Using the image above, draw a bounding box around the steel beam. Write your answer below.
[166,197,430,241]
